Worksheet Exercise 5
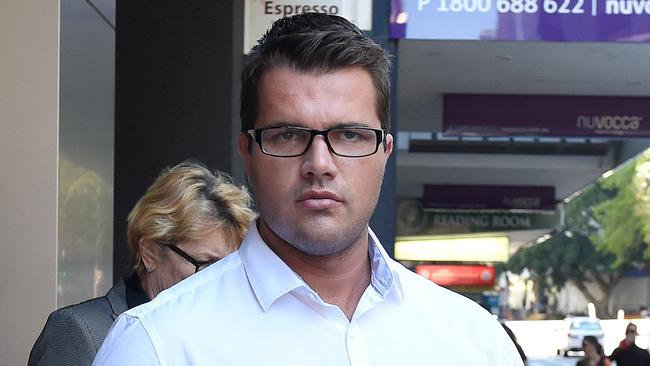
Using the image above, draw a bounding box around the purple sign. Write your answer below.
[443,94,650,137]
[423,184,556,211]
[391,0,650,42]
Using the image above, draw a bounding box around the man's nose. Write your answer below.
[300,135,338,179]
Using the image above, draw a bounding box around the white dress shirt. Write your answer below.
[93,225,523,366]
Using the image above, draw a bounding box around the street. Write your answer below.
[529,356,579,366]
[506,318,650,366]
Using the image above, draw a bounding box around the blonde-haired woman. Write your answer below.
[29,161,256,366]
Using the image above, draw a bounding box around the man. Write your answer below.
[610,322,650,366]
[93,13,523,365]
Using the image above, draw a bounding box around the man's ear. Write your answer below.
[238,132,255,183]
[384,133,394,157]
[140,239,159,272]
[238,132,252,163]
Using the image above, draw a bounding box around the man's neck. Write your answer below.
[258,220,371,321]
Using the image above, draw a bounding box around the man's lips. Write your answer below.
[296,191,343,209]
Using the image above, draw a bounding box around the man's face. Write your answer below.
[239,65,393,256]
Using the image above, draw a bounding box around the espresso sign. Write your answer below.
[443,94,650,138]
[391,0,650,42]
[244,0,372,53]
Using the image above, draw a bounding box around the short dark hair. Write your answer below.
[240,13,392,133]
[582,335,604,356]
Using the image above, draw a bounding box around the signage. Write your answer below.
[397,198,558,236]
[424,184,555,211]
[395,234,510,262]
[443,94,650,138]
[391,0,650,42]
[482,292,500,313]
[244,0,373,53]
[416,264,496,286]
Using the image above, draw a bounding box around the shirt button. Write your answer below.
[348,327,359,339]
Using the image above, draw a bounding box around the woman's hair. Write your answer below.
[127,161,256,271]
[582,335,604,356]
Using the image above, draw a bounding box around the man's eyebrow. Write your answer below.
[333,122,373,128]
[260,122,305,129]
[259,121,375,129]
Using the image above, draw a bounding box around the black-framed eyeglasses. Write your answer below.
[247,126,386,158]
[167,244,214,273]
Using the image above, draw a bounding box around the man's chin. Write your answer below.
[291,241,351,257]
[264,215,368,256]
[287,227,362,257]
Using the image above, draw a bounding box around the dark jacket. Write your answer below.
[610,343,650,366]
[28,279,128,366]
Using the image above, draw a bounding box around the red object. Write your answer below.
[619,339,631,350]
[415,264,496,287]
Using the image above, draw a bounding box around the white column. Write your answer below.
[0,1,60,365]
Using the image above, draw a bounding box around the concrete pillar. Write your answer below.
[0,1,60,364]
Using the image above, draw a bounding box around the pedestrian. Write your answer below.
[28,161,255,366]
[610,322,650,366]
[92,13,524,366]
[577,335,611,366]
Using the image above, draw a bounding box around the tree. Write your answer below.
[591,160,649,269]
[509,149,650,318]
[507,221,620,318]
[58,157,112,305]
[507,157,648,318]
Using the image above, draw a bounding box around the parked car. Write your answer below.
[557,316,604,357]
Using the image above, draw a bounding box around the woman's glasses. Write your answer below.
[167,245,215,273]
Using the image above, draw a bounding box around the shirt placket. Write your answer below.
[345,285,385,366]
[345,321,370,366]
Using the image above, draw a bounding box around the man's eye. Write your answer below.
[279,131,296,141]
[264,129,300,143]
[334,129,371,143]
[342,131,360,140]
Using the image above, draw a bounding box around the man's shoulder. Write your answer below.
[633,344,650,357]
[392,263,474,302]
[391,262,492,319]
[125,250,246,320]
[375,238,485,314]
[385,263,520,364]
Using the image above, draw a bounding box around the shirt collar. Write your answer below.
[239,224,307,312]
[240,223,404,312]
[367,228,394,297]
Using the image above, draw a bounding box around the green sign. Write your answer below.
[397,199,558,236]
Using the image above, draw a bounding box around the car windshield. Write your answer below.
[570,320,601,330]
